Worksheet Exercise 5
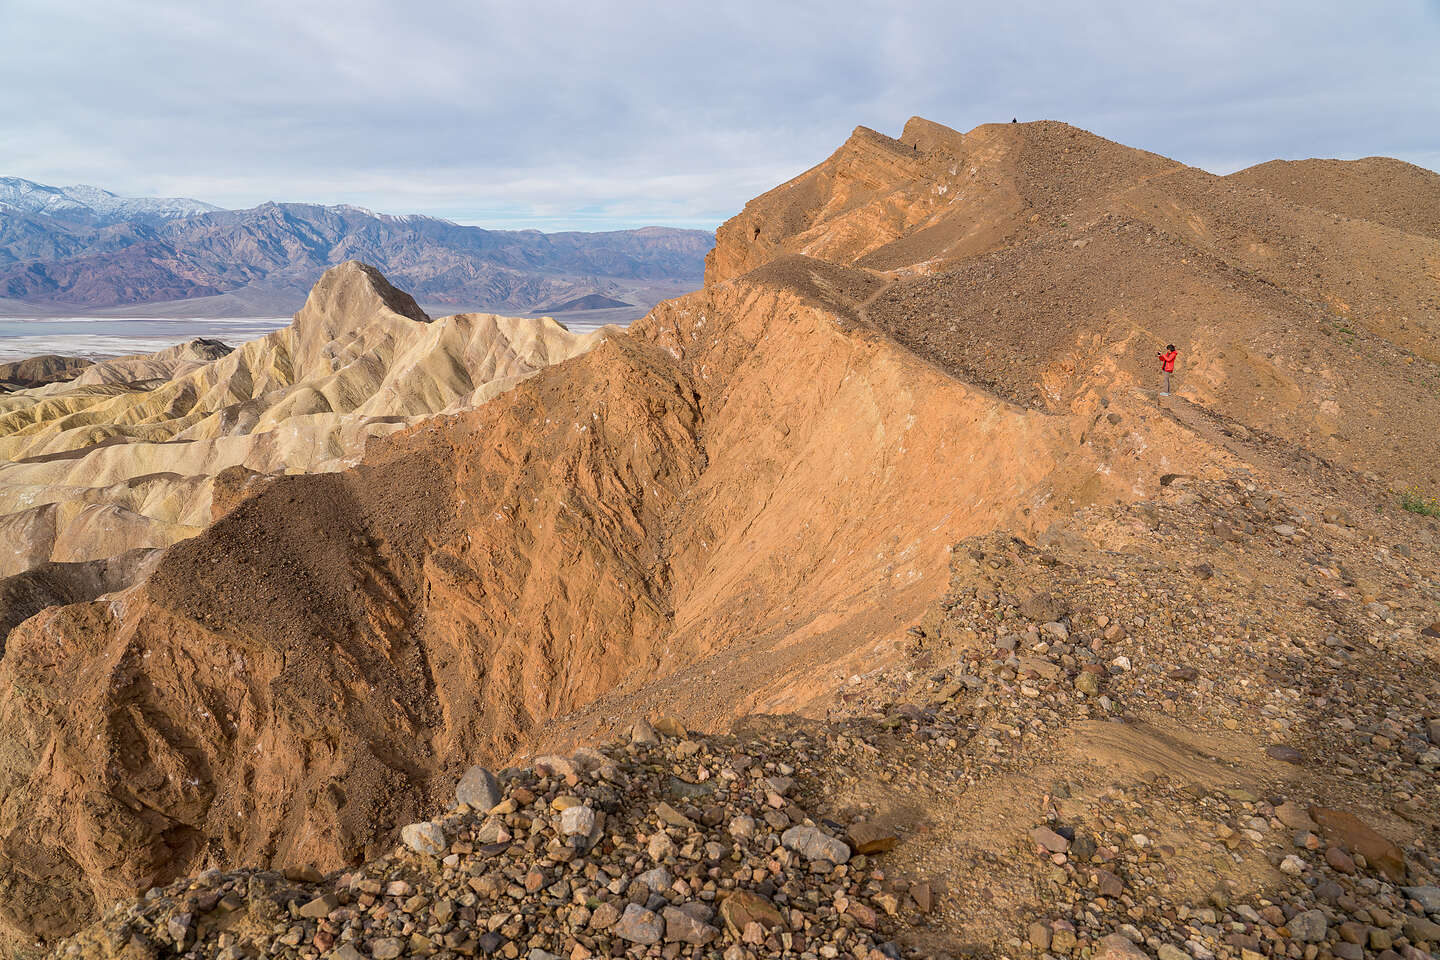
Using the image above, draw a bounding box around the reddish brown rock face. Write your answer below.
[4,117,1440,949]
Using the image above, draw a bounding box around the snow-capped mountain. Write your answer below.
[0,176,712,314]
[0,177,220,226]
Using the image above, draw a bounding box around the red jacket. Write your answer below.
[1159,350,1177,372]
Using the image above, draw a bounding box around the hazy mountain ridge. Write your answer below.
[0,178,713,313]
[0,176,220,226]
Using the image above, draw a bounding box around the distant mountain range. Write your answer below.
[0,177,221,225]
[0,176,712,316]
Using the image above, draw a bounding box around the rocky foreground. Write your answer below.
[49,468,1440,960]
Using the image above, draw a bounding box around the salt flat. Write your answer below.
[0,314,615,362]
[0,316,291,361]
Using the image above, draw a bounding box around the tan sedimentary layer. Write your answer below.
[0,262,614,576]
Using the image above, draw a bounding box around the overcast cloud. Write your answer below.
[1,0,1437,230]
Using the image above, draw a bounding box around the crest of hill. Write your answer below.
[709,117,1440,486]
[537,292,632,313]
[0,355,93,391]
[66,338,233,387]
[706,118,1182,282]
[1226,156,1440,241]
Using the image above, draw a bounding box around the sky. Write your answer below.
[2,0,1438,231]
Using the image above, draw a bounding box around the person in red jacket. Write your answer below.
[1157,344,1178,395]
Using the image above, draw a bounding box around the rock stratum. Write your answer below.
[0,119,1437,960]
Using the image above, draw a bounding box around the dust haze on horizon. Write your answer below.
[2,0,1438,231]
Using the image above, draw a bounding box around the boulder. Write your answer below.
[400,821,446,856]
[1288,909,1328,942]
[1309,806,1407,882]
[1095,933,1151,960]
[719,890,784,936]
[456,766,501,811]
[613,904,663,945]
[1019,592,1067,622]
[662,905,718,945]
[846,821,898,854]
[559,805,595,837]
[781,824,851,864]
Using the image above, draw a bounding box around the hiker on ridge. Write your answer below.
[1157,344,1178,396]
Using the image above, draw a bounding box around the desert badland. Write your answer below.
[0,118,1437,960]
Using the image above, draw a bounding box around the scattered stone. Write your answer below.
[614,904,664,945]
[631,718,660,744]
[781,824,851,864]
[1019,592,1067,622]
[655,802,697,830]
[910,881,934,914]
[1276,801,1318,831]
[298,893,338,918]
[38,476,1440,960]
[847,821,898,854]
[371,938,405,959]
[400,821,446,856]
[1403,886,1440,913]
[719,890,783,936]
[1309,806,1408,882]
[1031,826,1071,853]
[1288,909,1328,942]
[638,866,672,893]
[559,804,595,837]
[1405,917,1440,944]
[456,765,502,811]
[653,716,688,738]
[590,901,621,930]
[1326,845,1357,874]
[1095,933,1151,960]
[1091,867,1125,897]
[1265,744,1303,763]
[661,905,718,945]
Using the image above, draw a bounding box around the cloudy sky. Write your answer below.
[3,0,1438,230]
